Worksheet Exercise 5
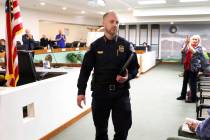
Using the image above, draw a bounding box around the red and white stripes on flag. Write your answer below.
[5,0,23,87]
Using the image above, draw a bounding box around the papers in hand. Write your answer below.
[182,118,201,133]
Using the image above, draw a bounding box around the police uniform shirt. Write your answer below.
[77,35,139,95]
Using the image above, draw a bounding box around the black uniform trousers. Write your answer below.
[91,90,132,140]
[181,70,198,101]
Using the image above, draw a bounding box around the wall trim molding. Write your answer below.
[39,108,92,140]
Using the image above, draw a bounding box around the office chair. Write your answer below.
[72,41,79,48]
[79,42,86,47]
[17,50,38,86]
[65,43,72,48]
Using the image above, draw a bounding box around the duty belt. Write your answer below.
[93,83,126,92]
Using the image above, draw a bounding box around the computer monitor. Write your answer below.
[17,50,38,86]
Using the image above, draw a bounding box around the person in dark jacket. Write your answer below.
[22,29,35,50]
[40,34,48,48]
[77,11,139,140]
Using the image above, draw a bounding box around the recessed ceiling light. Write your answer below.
[138,0,166,5]
[81,10,86,14]
[179,0,208,2]
[62,7,67,10]
[97,0,106,6]
[128,8,132,11]
[40,2,45,6]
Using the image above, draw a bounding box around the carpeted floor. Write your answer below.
[51,64,197,140]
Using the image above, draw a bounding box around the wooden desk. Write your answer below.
[135,50,145,54]
[34,47,87,55]
[0,52,5,58]
[0,47,88,58]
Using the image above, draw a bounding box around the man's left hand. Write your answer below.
[116,69,128,83]
[187,121,199,132]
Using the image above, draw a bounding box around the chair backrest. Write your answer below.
[79,42,86,47]
[72,41,79,48]
[17,50,38,86]
[65,43,72,48]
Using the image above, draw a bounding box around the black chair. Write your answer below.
[0,45,5,52]
[33,41,43,50]
[65,43,72,48]
[17,50,38,86]
[135,46,146,51]
[196,74,210,120]
[79,42,86,47]
[72,41,79,48]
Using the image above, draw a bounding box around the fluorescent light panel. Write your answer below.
[138,0,166,5]
[40,2,45,6]
[62,7,67,10]
[81,10,86,14]
[179,0,208,2]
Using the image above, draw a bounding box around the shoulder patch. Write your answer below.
[129,43,135,52]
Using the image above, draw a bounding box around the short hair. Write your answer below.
[190,35,201,44]
[103,11,116,20]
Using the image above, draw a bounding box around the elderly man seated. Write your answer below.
[167,109,210,140]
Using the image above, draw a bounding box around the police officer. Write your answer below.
[77,11,139,140]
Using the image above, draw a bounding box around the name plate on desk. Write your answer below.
[61,48,66,52]
[75,47,79,51]
[47,49,52,53]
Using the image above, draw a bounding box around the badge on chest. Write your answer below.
[118,45,125,53]
[97,51,104,54]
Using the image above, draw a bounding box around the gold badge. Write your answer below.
[118,45,125,53]
[97,51,103,54]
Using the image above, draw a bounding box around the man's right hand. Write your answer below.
[77,95,86,108]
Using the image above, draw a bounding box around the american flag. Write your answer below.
[5,0,23,87]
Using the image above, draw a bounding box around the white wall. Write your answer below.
[0,5,100,41]
[0,68,92,140]
[160,24,210,59]
[39,21,97,43]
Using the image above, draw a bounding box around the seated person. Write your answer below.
[0,39,6,52]
[48,38,57,48]
[22,29,35,50]
[187,109,210,139]
[40,34,48,48]
[178,109,210,140]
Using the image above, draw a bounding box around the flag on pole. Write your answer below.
[5,0,23,87]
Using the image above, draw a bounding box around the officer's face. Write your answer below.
[103,13,119,36]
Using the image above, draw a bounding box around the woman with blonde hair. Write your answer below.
[177,35,207,103]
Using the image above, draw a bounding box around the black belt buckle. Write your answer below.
[109,84,116,91]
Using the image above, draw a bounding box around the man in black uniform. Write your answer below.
[77,11,139,140]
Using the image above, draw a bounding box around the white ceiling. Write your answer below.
[1,0,210,23]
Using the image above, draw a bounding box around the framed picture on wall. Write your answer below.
[64,28,69,36]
